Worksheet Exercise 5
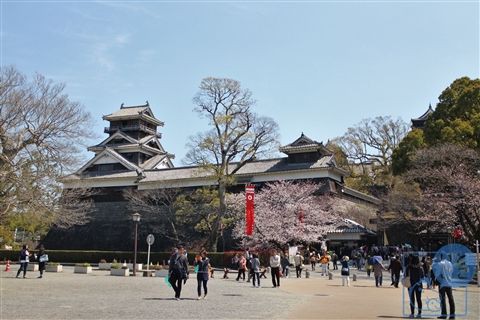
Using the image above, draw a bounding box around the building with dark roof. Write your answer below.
[411,103,434,129]
[44,103,379,251]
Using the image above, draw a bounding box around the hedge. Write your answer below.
[0,248,276,268]
[0,250,256,268]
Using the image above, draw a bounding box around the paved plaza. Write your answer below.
[0,265,478,319]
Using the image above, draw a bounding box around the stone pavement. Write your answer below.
[0,265,478,319]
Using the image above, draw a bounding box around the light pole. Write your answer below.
[132,213,141,276]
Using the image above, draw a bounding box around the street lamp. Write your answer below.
[132,213,141,276]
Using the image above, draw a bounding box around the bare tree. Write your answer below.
[124,188,181,243]
[0,66,93,232]
[185,77,280,251]
[334,116,408,188]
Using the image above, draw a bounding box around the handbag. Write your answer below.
[401,276,411,288]
[39,254,49,263]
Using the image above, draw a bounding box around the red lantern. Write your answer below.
[452,226,463,240]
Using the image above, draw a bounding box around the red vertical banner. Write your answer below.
[245,185,255,236]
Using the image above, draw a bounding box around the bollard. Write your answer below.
[353,273,357,281]
[305,269,310,278]
[328,271,333,280]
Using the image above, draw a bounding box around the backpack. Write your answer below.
[172,255,187,279]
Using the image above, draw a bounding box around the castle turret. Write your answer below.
[411,104,434,129]
[77,102,174,176]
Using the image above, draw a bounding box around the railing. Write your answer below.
[104,124,157,135]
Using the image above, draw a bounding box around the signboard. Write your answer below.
[146,234,155,245]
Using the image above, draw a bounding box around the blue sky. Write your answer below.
[2,0,479,165]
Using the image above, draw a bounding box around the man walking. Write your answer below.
[388,256,402,288]
[433,256,455,319]
[294,252,304,278]
[168,245,189,300]
[270,249,281,287]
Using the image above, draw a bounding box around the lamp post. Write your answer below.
[132,213,141,276]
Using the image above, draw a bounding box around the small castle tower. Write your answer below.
[77,102,174,176]
[411,104,434,129]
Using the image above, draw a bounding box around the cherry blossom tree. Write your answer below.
[227,181,341,248]
[406,144,480,243]
[383,144,480,244]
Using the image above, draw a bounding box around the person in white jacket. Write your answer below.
[270,249,281,287]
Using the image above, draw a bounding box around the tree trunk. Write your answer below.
[209,181,227,252]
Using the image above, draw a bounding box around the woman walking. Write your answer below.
[340,256,350,287]
[236,254,246,281]
[194,250,210,299]
[373,258,386,287]
[16,245,30,279]
[281,252,290,278]
[250,253,261,288]
[36,245,47,279]
[406,256,424,318]
[310,251,317,271]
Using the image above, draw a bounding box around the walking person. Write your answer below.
[270,249,281,288]
[194,250,210,300]
[319,253,329,277]
[293,252,304,278]
[168,245,189,300]
[310,251,317,271]
[366,255,373,277]
[433,256,455,319]
[388,256,402,288]
[250,253,261,288]
[406,256,424,318]
[245,248,253,283]
[340,256,350,287]
[331,252,339,270]
[36,245,48,279]
[281,252,290,278]
[373,256,386,287]
[16,245,30,279]
[236,254,246,281]
[421,256,432,289]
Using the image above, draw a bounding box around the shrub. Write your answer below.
[0,250,243,268]
[99,259,107,263]
[111,263,121,269]
[75,262,91,267]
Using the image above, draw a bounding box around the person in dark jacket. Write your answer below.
[406,256,424,318]
[280,252,290,278]
[168,245,189,300]
[194,250,209,299]
[340,256,350,287]
[388,256,402,288]
[16,245,30,279]
[36,245,47,279]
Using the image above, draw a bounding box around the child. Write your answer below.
[250,253,261,288]
[341,256,350,287]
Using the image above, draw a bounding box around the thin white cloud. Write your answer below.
[136,49,157,66]
[65,32,132,72]
[115,33,130,45]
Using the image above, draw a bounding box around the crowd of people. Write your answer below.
[13,242,458,319]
